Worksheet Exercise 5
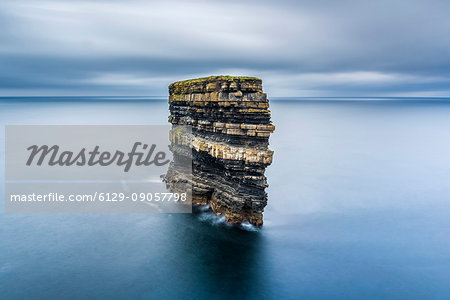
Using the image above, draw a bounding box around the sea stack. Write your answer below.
[166,76,274,226]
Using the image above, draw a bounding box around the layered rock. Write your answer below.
[165,76,274,226]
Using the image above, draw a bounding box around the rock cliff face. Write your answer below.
[165,76,274,226]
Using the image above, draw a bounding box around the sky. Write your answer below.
[0,0,450,97]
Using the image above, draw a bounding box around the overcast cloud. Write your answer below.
[1,0,449,96]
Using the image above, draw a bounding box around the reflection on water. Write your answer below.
[165,207,266,299]
[1,98,450,299]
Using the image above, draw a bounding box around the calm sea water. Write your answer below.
[1,97,450,299]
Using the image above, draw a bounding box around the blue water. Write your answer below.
[1,97,450,299]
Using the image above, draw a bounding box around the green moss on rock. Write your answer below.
[169,75,261,88]
[169,75,263,96]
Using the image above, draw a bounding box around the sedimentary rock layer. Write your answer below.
[165,76,274,226]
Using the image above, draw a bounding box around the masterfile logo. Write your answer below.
[6,125,177,180]
[25,142,170,172]
[4,125,192,213]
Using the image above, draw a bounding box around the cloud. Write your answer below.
[0,0,450,96]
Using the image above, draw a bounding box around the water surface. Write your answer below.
[1,97,449,299]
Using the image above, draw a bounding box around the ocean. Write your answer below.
[1,97,449,299]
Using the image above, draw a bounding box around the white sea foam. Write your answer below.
[198,204,210,212]
[240,222,260,232]
[197,210,229,226]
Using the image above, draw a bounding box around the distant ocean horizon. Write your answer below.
[1,97,449,299]
[1,96,450,101]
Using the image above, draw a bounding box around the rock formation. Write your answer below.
[165,76,274,226]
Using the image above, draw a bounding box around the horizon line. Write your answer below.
[1,96,450,100]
